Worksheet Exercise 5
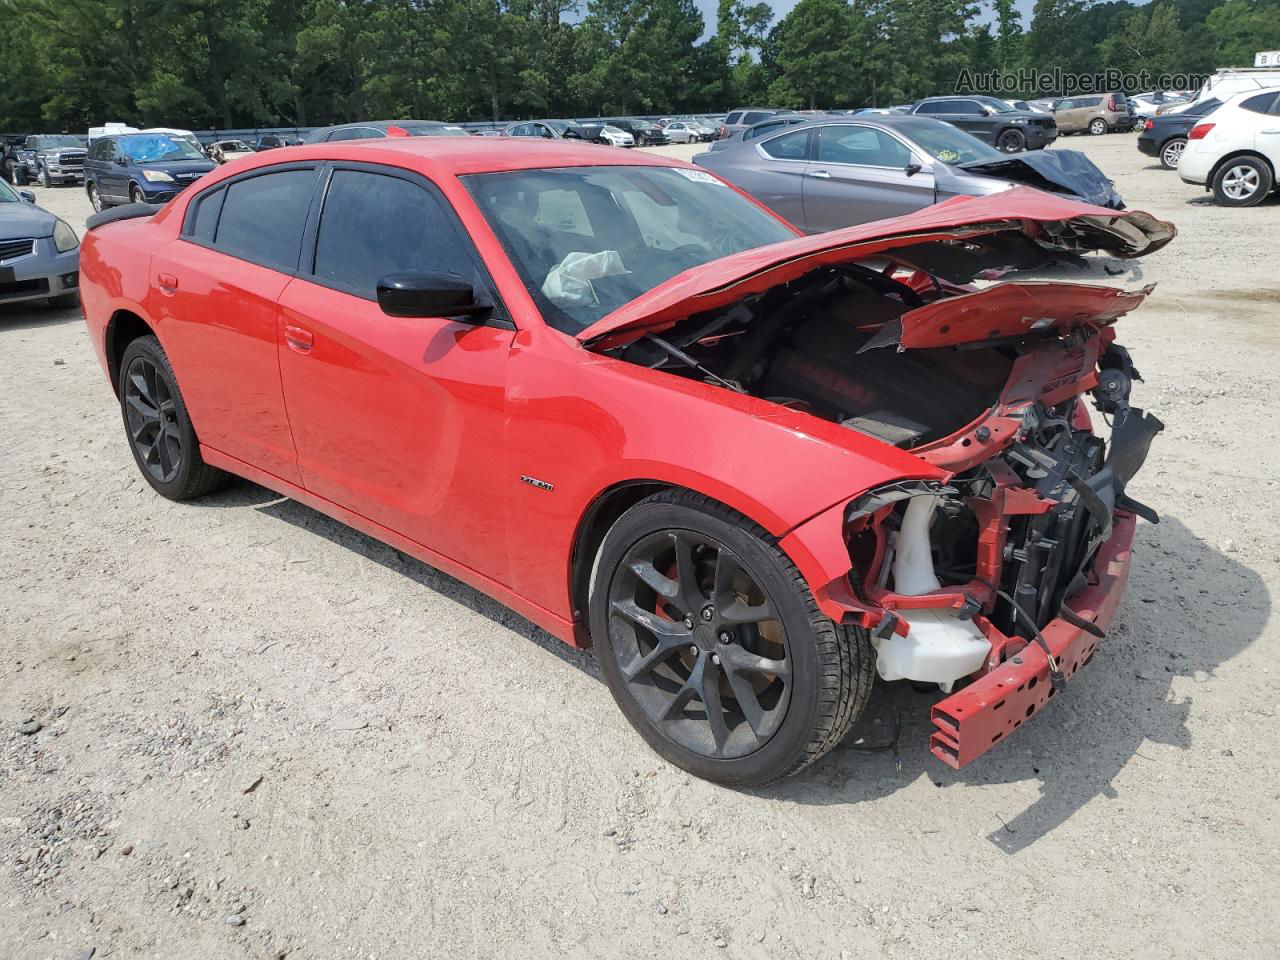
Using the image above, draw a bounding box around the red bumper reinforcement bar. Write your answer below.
[929,511,1138,769]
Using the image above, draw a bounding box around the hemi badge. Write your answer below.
[520,475,554,492]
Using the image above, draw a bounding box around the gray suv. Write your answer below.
[18,135,88,187]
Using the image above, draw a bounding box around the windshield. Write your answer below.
[38,136,84,149]
[464,165,797,334]
[0,179,19,202]
[1188,98,1221,116]
[905,122,1002,165]
[119,134,205,163]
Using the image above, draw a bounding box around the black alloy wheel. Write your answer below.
[606,528,792,760]
[118,336,228,500]
[997,128,1026,153]
[591,490,874,786]
[124,354,184,484]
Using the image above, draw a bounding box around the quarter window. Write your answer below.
[311,169,482,300]
[816,126,914,168]
[1241,92,1279,115]
[760,129,811,160]
[213,168,319,272]
[742,111,772,125]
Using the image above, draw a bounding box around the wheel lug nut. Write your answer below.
[711,654,720,666]
[701,606,714,621]
[689,645,698,657]
[718,631,732,644]
[683,617,694,629]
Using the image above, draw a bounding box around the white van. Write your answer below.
[1176,67,1280,112]
[88,122,139,141]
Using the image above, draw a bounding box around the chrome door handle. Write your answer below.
[808,170,831,179]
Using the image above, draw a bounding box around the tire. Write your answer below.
[47,291,80,310]
[996,128,1026,153]
[129,183,144,204]
[590,489,874,786]
[118,336,229,501]
[1159,137,1187,170]
[87,182,104,212]
[1211,156,1273,207]
[1088,118,1108,136]
[41,165,51,188]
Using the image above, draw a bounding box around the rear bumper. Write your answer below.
[929,510,1137,768]
[1136,134,1159,157]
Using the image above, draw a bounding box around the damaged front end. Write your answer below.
[587,194,1171,768]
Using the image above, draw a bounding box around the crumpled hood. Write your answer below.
[0,202,57,240]
[959,149,1123,209]
[577,187,1175,345]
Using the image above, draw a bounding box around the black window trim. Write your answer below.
[179,161,324,276]
[302,160,513,329]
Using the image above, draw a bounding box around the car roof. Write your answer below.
[190,136,688,180]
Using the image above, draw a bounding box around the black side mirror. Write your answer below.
[114,156,128,166]
[377,271,492,321]
[905,162,923,177]
[19,190,35,203]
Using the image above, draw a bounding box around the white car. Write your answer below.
[1179,88,1280,206]
[209,139,254,164]
[599,125,635,147]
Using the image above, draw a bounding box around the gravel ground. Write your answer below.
[2,134,1277,960]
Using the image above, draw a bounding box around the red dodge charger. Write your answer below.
[79,138,1173,785]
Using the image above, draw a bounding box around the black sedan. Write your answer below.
[1136,99,1221,170]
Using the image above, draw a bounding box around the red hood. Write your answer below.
[576,187,1175,346]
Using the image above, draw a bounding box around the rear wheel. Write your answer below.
[1089,118,1108,135]
[590,490,874,786]
[1159,137,1186,170]
[997,128,1026,153]
[1212,157,1273,207]
[119,336,229,500]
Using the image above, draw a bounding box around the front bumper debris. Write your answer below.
[929,510,1136,768]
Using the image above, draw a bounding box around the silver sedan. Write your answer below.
[0,179,80,308]
[694,115,1122,232]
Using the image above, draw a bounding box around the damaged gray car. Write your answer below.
[694,115,1123,233]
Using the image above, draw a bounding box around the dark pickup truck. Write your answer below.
[18,135,89,187]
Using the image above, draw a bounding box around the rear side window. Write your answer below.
[742,111,772,125]
[1078,97,1102,108]
[1241,92,1279,115]
[214,168,319,272]
[311,169,482,299]
[724,112,742,125]
[189,187,225,243]
[760,129,811,160]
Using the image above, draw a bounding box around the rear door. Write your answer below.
[1242,91,1280,165]
[743,127,812,226]
[148,164,322,484]
[98,139,128,201]
[275,163,515,572]
[802,124,934,230]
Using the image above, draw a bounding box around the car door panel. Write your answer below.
[275,164,514,575]
[148,240,302,483]
[802,126,934,230]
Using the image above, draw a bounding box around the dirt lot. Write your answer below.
[2,133,1278,960]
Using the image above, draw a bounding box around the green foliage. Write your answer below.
[0,0,1275,131]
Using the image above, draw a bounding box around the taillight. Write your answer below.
[1189,122,1215,140]
[718,126,727,139]
[385,125,409,137]
[1108,95,1118,111]
[1143,118,1153,130]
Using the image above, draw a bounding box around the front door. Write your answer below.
[802,125,935,230]
[275,164,515,574]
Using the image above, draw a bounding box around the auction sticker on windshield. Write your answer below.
[936,148,960,163]
[671,168,727,185]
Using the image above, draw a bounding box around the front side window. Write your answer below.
[760,128,811,160]
[816,126,914,168]
[312,169,483,299]
[464,165,796,334]
[213,168,319,271]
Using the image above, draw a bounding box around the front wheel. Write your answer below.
[1212,157,1273,207]
[1089,118,1108,135]
[87,182,104,212]
[41,165,51,188]
[590,490,874,786]
[1159,137,1186,170]
[997,128,1026,153]
[129,182,144,204]
[119,336,229,500]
